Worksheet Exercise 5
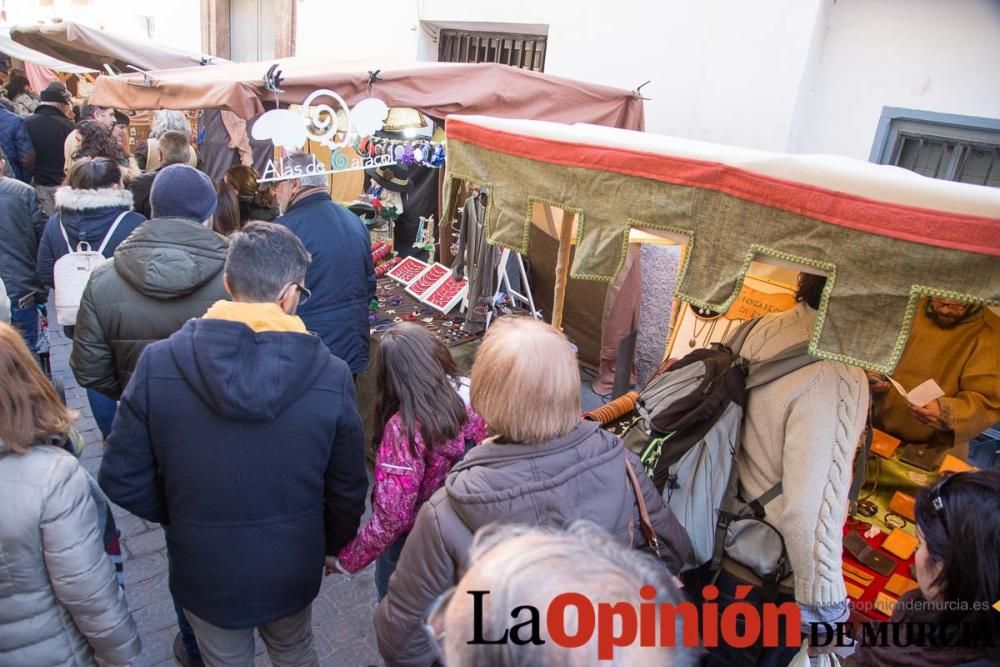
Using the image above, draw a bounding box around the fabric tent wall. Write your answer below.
[444,115,1000,373]
[9,21,224,72]
[87,58,644,130]
[527,225,606,368]
[0,26,95,74]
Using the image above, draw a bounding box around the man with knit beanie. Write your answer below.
[71,163,228,667]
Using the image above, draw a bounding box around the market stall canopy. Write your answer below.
[444,115,1000,372]
[86,55,643,129]
[0,27,95,73]
[9,21,226,73]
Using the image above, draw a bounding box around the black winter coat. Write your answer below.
[69,217,228,398]
[0,176,46,302]
[23,105,74,187]
[275,190,375,374]
[98,318,368,629]
[125,167,160,219]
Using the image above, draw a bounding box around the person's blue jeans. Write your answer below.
[164,528,202,661]
[9,303,38,354]
[87,388,117,439]
[375,536,407,602]
[174,598,202,660]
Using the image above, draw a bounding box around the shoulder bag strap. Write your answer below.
[848,398,875,513]
[58,212,74,253]
[724,316,762,355]
[745,343,821,390]
[96,211,130,256]
[624,457,662,558]
[747,482,783,518]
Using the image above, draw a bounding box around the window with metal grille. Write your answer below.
[872,110,1000,188]
[437,29,547,72]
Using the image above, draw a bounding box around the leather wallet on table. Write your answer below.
[882,528,918,561]
[885,573,919,596]
[939,454,976,474]
[888,491,916,521]
[871,429,902,458]
[844,530,896,577]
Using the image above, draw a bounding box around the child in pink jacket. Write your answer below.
[333,323,486,599]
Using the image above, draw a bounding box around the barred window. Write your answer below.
[437,29,547,72]
[876,115,1000,188]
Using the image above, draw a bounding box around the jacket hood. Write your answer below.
[444,420,627,531]
[168,318,330,420]
[114,217,227,299]
[55,186,134,212]
[54,187,135,243]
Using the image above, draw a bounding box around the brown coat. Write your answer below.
[373,420,692,667]
[876,302,1000,453]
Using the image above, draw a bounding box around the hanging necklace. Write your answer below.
[688,307,719,347]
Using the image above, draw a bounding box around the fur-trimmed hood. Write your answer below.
[38,187,145,284]
[54,186,133,212]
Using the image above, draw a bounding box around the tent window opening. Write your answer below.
[877,116,1000,188]
[437,30,547,72]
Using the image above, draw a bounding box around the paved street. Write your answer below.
[48,327,382,666]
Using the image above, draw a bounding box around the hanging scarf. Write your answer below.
[220,110,254,167]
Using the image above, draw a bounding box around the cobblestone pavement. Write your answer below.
[48,327,382,666]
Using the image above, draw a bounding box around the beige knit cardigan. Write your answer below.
[737,302,869,608]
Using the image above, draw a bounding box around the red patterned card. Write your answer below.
[425,273,469,313]
[405,263,450,299]
[387,256,428,285]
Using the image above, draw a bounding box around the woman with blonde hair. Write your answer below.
[0,322,141,666]
[374,317,692,666]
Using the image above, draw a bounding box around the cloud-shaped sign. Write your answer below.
[251,109,307,151]
[350,98,389,137]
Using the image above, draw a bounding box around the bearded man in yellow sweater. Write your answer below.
[870,297,1000,460]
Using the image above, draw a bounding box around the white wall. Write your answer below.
[4,0,203,56]
[295,0,419,62]
[115,0,998,160]
[790,0,1000,159]
[296,0,828,151]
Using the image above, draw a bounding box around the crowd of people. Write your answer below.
[0,78,997,667]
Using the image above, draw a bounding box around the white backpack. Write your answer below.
[53,211,129,326]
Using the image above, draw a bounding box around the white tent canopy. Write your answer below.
[0,26,95,74]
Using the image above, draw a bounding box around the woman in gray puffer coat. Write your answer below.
[0,322,141,667]
[375,318,692,667]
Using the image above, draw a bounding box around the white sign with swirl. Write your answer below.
[253,88,392,182]
[260,151,396,183]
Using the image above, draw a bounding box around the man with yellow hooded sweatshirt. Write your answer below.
[99,222,368,666]
[870,297,1000,461]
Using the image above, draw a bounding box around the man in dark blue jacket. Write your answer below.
[274,152,376,375]
[0,156,46,349]
[99,222,368,665]
[0,104,35,182]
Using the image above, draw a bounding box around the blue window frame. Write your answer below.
[870,107,1000,188]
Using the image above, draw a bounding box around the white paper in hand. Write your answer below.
[887,377,945,407]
